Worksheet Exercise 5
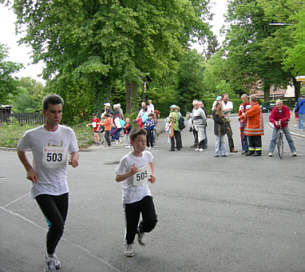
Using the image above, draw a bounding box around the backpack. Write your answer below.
[178,116,185,130]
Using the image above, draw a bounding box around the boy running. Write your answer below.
[17,94,79,272]
[115,128,158,257]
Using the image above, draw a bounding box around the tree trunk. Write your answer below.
[125,80,138,115]
[263,81,270,102]
[292,76,301,103]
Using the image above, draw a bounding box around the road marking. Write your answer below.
[0,206,122,272]
[3,193,29,208]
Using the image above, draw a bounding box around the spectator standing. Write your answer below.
[111,104,122,144]
[101,113,112,147]
[238,94,251,154]
[222,94,237,153]
[192,101,207,152]
[145,113,155,150]
[242,95,264,156]
[168,105,182,151]
[213,102,227,157]
[199,101,208,149]
[124,118,132,148]
[147,100,155,115]
[297,96,305,130]
[86,113,101,145]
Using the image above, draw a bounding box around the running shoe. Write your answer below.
[195,148,199,152]
[137,231,145,246]
[124,244,135,257]
[292,152,297,157]
[199,148,204,152]
[45,252,61,271]
[268,152,273,157]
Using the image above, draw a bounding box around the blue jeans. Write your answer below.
[298,113,305,130]
[111,127,122,140]
[215,135,226,155]
[268,127,296,153]
[240,124,248,152]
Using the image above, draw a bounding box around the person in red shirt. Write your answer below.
[238,94,251,154]
[86,113,100,145]
[268,99,297,157]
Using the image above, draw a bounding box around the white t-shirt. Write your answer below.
[17,125,79,199]
[147,104,155,114]
[222,101,233,119]
[115,151,153,204]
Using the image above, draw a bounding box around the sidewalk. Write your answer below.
[288,115,305,139]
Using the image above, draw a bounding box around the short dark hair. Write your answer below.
[42,94,64,111]
[130,128,147,142]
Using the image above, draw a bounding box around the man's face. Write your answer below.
[242,96,248,104]
[43,103,62,126]
[223,95,229,102]
[276,101,283,110]
[194,103,199,109]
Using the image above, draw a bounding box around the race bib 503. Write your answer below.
[42,146,68,169]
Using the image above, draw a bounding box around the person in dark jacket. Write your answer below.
[213,102,227,157]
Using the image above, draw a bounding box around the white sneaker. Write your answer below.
[115,140,119,144]
[195,148,199,152]
[124,244,135,257]
[125,145,130,148]
[292,152,297,157]
[45,252,61,271]
[199,148,204,152]
[268,152,273,157]
[137,231,145,246]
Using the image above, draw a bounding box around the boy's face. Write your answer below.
[126,118,130,123]
[131,134,146,153]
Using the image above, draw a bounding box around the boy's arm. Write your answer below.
[115,164,138,182]
[148,162,156,183]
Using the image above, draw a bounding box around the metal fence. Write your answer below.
[0,112,44,125]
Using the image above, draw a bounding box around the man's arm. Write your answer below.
[69,152,79,168]
[17,150,38,183]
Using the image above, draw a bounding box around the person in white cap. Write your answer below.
[101,103,113,119]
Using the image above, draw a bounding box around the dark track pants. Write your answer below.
[36,193,69,255]
[124,196,157,245]
[248,136,262,154]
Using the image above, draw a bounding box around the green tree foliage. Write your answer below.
[8,0,212,120]
[257,0,305,99]
[9,77,45,112]
[224,0,290,100]
[0,43,23,103]
[176,49,206,114]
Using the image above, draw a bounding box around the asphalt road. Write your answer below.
[1,114,305,272]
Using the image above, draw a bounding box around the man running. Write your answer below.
[17,94,79,272]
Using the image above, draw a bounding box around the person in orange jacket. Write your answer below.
[242,95,264,156]
[101,113,112,146]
